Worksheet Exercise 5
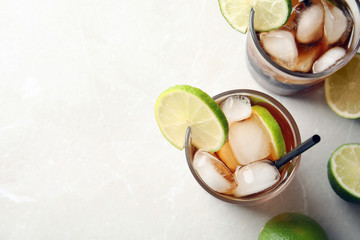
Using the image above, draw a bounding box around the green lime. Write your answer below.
[328,143,360,204]
[325,54,360,119]
[258,212,328,240]
[252,105,286,160]
[155,85,229,152]
[218,0,292,33]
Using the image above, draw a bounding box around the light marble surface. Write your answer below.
[1,0,359,239]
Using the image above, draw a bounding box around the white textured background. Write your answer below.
[0,0,359,239]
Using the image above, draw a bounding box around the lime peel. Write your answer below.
[259,212,328,240]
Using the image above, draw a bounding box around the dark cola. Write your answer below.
[258,0,353,73]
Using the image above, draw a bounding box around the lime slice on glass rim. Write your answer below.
[328,143,360,204]
[252,105,286,160]
[155,85,229,152]
[325,54,360,119]
[218,0,292,33]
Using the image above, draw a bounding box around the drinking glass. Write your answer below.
[185,89,301,205]
[246,0,360,95]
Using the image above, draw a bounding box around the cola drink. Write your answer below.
[246,0,360,95]
[185,89,301,205]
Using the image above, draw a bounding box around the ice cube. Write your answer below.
[323,3,348,45]
[229,114,271,165]
[220,96,252,124]
[295,4,324,44]
[312,47,346,73]
[193,150,237,193]
[260,30,298,69]
[232,160,280,197]
[292,44,322,72]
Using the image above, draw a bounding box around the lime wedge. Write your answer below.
[328,143,360,204]
[218,0,292,33]
[325,54,360,119]
[252,105,286,160]
[155,85,229,152]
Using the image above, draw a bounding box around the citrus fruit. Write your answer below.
[258,212,328,240]
[218,0,292,33]
[325,53,360,119]
[252,105,286,160]
[155,85,229,152]
[328,143,360,204]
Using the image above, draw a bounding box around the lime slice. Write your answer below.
[155,85,229,152]
[328,143,360,204]
[325,54,360,119]
[259,212,328,240]
[218,0,292,33]
[252,105,286,160]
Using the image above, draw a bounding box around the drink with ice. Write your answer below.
[246,0,360,95]
[185,89,301,204]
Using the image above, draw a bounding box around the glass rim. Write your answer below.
[248,3,360,80]
[185,89,302,205]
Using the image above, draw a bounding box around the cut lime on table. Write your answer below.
[155,85,229,152]
[328,144,360,204]
[218,0,292,33]
[325,54,360,119]
[252,105,286,160]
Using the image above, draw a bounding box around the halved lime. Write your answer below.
[155,85,229,152]
[325,54,360,119]
[252,105,286,160]
[328,143,360,204]
[218,0,292,33]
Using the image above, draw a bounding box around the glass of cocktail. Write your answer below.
[246,0,360,95]
[185,89,301,205]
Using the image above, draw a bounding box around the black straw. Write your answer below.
[274,135,321,168]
